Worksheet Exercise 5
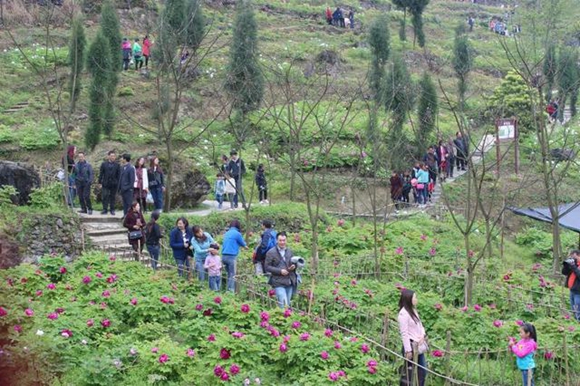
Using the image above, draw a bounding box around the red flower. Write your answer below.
[14,325,22,333]
[544,351,554,360]
[86,319,94,327]
[208,334,216,342]
[130,298,138,306]
[47,283,56,290]
[214,296,222,304]
[106,274,117,283]
[229,364,240,375]
[337,219,345,227]
[240,304,250,313]
[25,308,34,317]
[158,354,169,363]
[214,365,224,376]
[59,267,67,274]
[195,303,203,311]
[203,308,213,316]
[101,319,111,328]
[220,348,231,359]
[279,343,288,353]
[361,344,370,354]
[320,351,329,360]
[432,350,444,357]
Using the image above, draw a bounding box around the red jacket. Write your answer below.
[143,38,151,57]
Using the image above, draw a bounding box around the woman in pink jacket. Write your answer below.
[398,289,428,386]
[142,35,152,68]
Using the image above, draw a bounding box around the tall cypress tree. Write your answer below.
[68,17,86,113]
[391,0,407,42]
[100,0,121,138]
[408,0,430,48]
[85,32,112,150]
[225,0,263,117]
[557,47,579,120]
[452,27,473,111]
[185,0,205,51]
[384,55,415,135]
[543,44,557,103]
[417,72,438,149]
[368,15,390,104]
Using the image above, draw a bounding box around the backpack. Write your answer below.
[260,230,277,256]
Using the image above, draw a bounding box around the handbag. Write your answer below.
[416,183,425,189]
[146,191,154,204]
[129,230,143,240]
[413,337,429,354]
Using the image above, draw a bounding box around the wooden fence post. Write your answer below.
[380,309,390,361]
[445,330,451,385]
[563,334,570,386]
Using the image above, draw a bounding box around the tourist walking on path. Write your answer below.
[75,151,94,215]
[398,289,428,386]
[147,157,164,212]
[390,171,403,212]
[562,250,580,321]
[121,38,132,71]
[145,210,163,270]
[509,323,537,386]
[348,10,354,29]
[98,150,120,215]
[214,173,226,209]
[423,146,439,186]
[142,35,152,68]
[454,132,468,171]
[446,137,456,178]
[416,164,429,207]
[227,150,246,208]
[265,232,297,308]
[169,217,193,279]
[133,157,149,213]
[190,225,217,282]
[221,220,248,292]
[436,141,448,183]
[254,219,277,275]
[123,201,146,260]
[255,164,268,204]
[119,154,136,216]
[204,243,222,291]
[132,38,143,70]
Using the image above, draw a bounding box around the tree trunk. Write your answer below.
[164,139,173,212]
[464,237,473,306]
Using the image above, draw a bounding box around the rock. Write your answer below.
[0,161,41,205]
[56,218,64,228]
[0,233,20,268]
[170,169,211,208]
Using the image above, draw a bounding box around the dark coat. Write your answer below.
[454,136,468,158]
[227,158,246,181]
[74,161,94,185]
[169,227,194,260]
[145,222,163,246]
[123,210,146,247]
[390,175,403,199]
[99,161,121,189]
[119,164,136,193]
[148,166,165,189]
[265,247,297,288]
[563,260,580,294]
[255,171,267,189]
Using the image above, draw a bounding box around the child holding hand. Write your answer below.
[204,243,222,291]
[509,322,537,386]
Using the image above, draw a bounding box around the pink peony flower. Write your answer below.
[434,303,443,311]
[260,311,270,322]
[86,319,94,327]
[420,234,427,241]
[321,351,329,360]
[367,360,377,367]
[102,290,111,298]
[283,308,292,318]
[36,290,43,297]
[59,267,67,274]
[130,298,138,306]
[493,320,503,328]
[329,372,339,381]
[232,331,245,339]
[361,151,367,158]
[203,308,212,316]
[213,296,222,304]
[100,302,107,309]
[260,321,269,328]
[195,303,203,311]
[351,279,357,286]
[47,283,56,290]
[432,350,444,357]
[515,320,524,326]
[240,304,250,313]
[337,219,345,227]
[368,366,377,374]
[25,308,34,317]
[361,344,370,354]
[158,354,169,363]
[151,347,159,353]
[220,372,230,381]
[208,334,216,342]
[214,365,224,376]
[47,312,58,320]
[109,254,116,261]
[186,348,195,358]
[14,325,22,333]
[0,307,8,317]
[279,343,288,353]
[544,351,554,360]
[268,289,275,297]
[291,321,301,329]
[96,272,103,278]
[429,248,437,256]
[395,246,404,255]
[56,307,65,314]
[61,329,73,338]
[106,274,117,283]
[564,314,571,320]
[461,306,468,312]
[220,348,231,360]
[334,341,342,349]
[300,333,310,341]
[489,303,497,309]
[82,276,91,284]
[474,304,482,312]
[129,348,137,356]
[569,326,576,332]
[324,329,333,337]
[230,364,240,375]
[101,319,111,328]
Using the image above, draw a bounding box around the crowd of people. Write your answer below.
[325,6,355,29]
[389,132,469,211]
[122,36,152,71]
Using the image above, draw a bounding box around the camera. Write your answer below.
[290,256,305,269]
[564,257,576,266]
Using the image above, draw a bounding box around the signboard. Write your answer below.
[497,121,516,140]
[495,118,519,174]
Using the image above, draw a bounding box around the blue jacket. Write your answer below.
[190,232,215,261]
[169,227,193,259]
[417,169,430,184]
[222,227,246,256]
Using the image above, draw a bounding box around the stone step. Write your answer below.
[79,212,124,223]
[91,233,129,246]
[83,222,126,231]
[86,228,128,238]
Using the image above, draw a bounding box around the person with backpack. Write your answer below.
[254,219,277,275]
[145,210,163,270]
[562,250,580,321]
[121,38,132,71]
[132,38,143,71]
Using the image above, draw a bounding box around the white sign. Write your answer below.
[498,123,515,140]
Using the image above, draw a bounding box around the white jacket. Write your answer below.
[134,167,149,190]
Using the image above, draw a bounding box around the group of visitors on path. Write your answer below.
[122,36,152,71]
[325,6,354,29]
[389,132,469,211]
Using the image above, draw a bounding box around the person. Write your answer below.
[446,137,456,178]
[255,164,268,204]
[220,154,229,174]
[169,217,193,278]
[344,15,351,28]
[436,141,448,183]
[132,38,143,71]
[468,16,474,32]
[98,150,120,215]
[147,157,165,212]
[224,173,237,210]
[122,201,146,260]
[254,219,277,275]
[63,145,76,208]
[204,243,222,291]
[416,163,430,208]
[454,132,468,171]
[191,225,217,282]
[215,173,226,209]
[401,172,412,207]
[180,50,190,66]
[265,232,297,308]
[227,150,246,208]
[142,35,152,68]
[397,289,428,386]
[121,38,132,71]
[133,157,149,213]
[562,250,580,321]
[144,210,163,271]
[423,146,439,187]
[325,6,332,25]
[390,171,403,212]
[221,220,248,292]
[332,7,342,27]
[348,10,354,29]
[509,322,537,386]
[75,151,94,215]
[119,154,136,216]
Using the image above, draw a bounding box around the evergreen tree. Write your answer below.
[543,44,557,103]
[85,31,112,150]
[417,72,438,148]
[557,47,579,120]
[185,0,205,51]
[368,14,390,103]
[164,0,186,40]
[391,0,407,42]
[384,55,415,135]
[408,0,430,48]
[67,17,86,113]
[452,27,473,111]
[100,0,121,138]
[225,0,263,116]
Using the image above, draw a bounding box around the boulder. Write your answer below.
[0,161,40,205]
[170,170,211,208]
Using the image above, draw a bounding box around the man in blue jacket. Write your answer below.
[221,220,248,292]
[118,153,135,216]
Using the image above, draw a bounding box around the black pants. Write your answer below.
[259,188,268,202]
[144,55,149,67]
[428,169,437,186]
[123,59,130,71]
[135,58,143,70]
[121,190,133,215]
[456,156,466,170]
[101,186,116,212]
[233,178,245,207]
[77,183,92,212]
